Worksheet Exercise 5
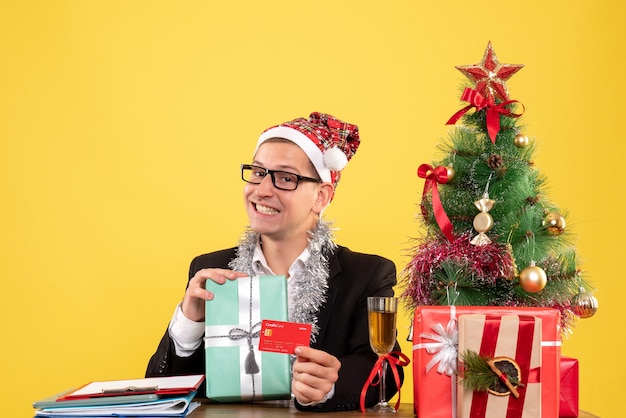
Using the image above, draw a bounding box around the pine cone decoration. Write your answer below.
[487,154,504,170]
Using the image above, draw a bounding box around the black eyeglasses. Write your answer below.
[240,164,321,191]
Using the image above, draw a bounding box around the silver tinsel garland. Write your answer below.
[228,220,336,341]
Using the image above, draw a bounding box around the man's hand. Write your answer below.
[181,268,247,322]
[292,346,341,405]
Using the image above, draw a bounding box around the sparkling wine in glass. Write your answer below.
[367,296,398,413]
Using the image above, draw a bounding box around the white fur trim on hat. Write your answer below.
[256,126,332,183]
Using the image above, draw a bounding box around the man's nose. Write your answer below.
[255,174,275,194]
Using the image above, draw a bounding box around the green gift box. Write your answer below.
[204,275,291,402]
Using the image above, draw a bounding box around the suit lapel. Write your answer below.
[312,249,341,348]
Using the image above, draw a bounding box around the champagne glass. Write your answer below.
[366,296,398,413]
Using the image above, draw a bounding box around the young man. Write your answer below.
[146,112,403,411]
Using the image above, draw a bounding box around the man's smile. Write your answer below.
[255,203,280,215]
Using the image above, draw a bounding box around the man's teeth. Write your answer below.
[256,204,279,215]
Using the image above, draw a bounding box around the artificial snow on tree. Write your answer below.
[401,42,597,334]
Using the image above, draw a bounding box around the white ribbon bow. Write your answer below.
[419,319,458,376]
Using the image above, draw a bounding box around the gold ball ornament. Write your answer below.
[514,134,529,148]
[542,211,566,235]
[572,288,598,318]
[446,165,456,182]
[519,263,547,293]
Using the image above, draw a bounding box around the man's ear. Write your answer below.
[313,183,335,214]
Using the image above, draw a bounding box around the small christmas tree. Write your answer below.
[401,42,597,334]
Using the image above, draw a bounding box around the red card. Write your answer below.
[258,320,312,354]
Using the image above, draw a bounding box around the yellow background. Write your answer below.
[1,1,622,417]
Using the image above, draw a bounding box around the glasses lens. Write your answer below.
[272,171,299,190]
[242,165,264,184]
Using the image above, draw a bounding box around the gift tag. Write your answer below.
[258,320,311,354]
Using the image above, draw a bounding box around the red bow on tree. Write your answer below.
[446,87,524,143]
[418,164,454,242]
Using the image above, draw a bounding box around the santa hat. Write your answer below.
[256,112,360,187]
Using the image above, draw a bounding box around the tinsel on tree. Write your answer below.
[401,42,597,335]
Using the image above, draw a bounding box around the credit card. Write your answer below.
[258,320,312,354]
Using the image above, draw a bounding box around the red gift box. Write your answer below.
[559,357,579,417]
[412,306,561,418]
[457,314,542,418]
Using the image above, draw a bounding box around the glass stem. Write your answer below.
[379,357,388,405]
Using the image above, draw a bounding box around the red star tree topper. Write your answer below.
[456,41,524,101]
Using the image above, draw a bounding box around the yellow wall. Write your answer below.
[1,1,622,416]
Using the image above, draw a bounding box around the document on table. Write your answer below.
[58,374,205,400]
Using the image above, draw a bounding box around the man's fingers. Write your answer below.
[193,269,247,286]
[293,360,339,383]
[294,346,341,369]
[293,369,327,387]
[189,286,215,300]
[291,346,340,404]
[181,269,247,322]
[292,379,322,403]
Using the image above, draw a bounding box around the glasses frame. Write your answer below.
[240,164,322,191]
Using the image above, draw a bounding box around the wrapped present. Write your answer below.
[457,314,542,418]
[204,275,291,402]
[559,357,579,417]
[412,306,561,418]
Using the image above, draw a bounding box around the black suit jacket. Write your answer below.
[146,245,404,411]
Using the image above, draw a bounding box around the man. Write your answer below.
[146,112,404,411]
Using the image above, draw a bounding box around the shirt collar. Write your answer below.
[252,240,310,278]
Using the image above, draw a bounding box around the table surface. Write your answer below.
[187,401,599,417]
